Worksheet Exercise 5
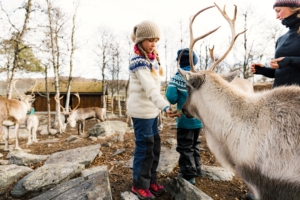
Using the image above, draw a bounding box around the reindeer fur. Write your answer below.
[180,70,300,200]
[26,114,39,144]
[0,95,34,151]
[67,107,106,135]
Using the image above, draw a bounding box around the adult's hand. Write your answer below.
[250,63,264,74]
[270,57,284,69]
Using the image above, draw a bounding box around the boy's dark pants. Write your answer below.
[176,128,201,180]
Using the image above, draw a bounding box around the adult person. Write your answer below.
[250,0,300,89]
[127,20,177,200]
[248,1,300,199]
[165,48,203,185]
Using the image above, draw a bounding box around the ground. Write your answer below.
[1,116,250,200]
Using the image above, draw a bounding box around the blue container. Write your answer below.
[27,108,35,115]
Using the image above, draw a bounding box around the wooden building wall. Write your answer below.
[31,93,103,111]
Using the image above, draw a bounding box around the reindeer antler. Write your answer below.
[188,5,221,72]
[29,79,37,98]
[54,94,67,114]
[184,3,247,72]
[208,3,247,71]
[70,92,80,112]
[13,80,24,100]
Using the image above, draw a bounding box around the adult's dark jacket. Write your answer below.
[254,12,300,88]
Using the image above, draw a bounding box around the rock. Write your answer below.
[30,166,111,200]
[201,165,235,181]
[44,144,100,166]
[11,162,85,198]
[165,177,213,200]
[88,121,127,138]
[7,151,49,166]
[0,164,33,195]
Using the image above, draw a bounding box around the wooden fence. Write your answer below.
[106,96,126,115]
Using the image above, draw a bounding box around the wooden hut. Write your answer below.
[26,77,104,112]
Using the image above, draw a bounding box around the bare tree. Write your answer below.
[1,0,33,98]
[123,33,133,100]
[65,0,80,113]
[197,40,215,71]
[93,26,114,110]
[107,40,124,117]
[45,0,67,133]
[230,4,275,81]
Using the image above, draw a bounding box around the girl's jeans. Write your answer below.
[132,116,160,189]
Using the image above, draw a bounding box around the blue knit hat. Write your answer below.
[176,48,198,68]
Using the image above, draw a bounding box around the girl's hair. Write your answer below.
[290,7,300,34]
[137,43,164,76]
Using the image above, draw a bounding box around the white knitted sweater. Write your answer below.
[127,53,169,118]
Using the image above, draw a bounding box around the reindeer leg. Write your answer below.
[27,128,32,145]
[14,123,22,150]
[3,126,10,151]
[32,127,38,142]
[77,121,81,135]
[82,120,85,135]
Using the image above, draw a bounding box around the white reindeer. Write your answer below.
[55,93,106,135]
[1,80,36,151]
[178,3,300,199]
[25,114,39,144]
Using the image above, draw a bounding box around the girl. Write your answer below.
[127,20,176,199]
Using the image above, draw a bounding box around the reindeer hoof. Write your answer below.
[26,142,33,145]
[14,146,22,151]
[3,148,10,152]
[80,134,88,138]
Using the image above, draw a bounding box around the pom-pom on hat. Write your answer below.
[273,0,300,8]
[131,20,160,44]
[176,48,198,68]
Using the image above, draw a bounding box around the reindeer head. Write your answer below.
[14,79,36,112]
[55,92,80,128]
[178,3,246,119]
[180,70,240,119]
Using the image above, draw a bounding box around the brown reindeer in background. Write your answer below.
[56,93,106,135]
[178,3,300,199]
[1,80,36,151]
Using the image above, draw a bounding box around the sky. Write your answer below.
[69,0,275,32]
[69,0,277,80]
[0,0,279,80]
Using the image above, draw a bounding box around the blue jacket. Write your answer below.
[165,66,202,129]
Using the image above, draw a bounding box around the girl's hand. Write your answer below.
[165,107,181,118]
[270,57,284,69]
[250,63,264,74]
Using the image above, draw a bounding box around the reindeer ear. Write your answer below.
[186,74,205,89]
[221,71,239,83]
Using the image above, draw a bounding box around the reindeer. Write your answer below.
[1,80,36,151]
[177,3,300,199]
[25,114,39,145]
[55,93,106,135]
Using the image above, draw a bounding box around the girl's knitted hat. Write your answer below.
[131,21,160,44]
[273,0,300,8]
